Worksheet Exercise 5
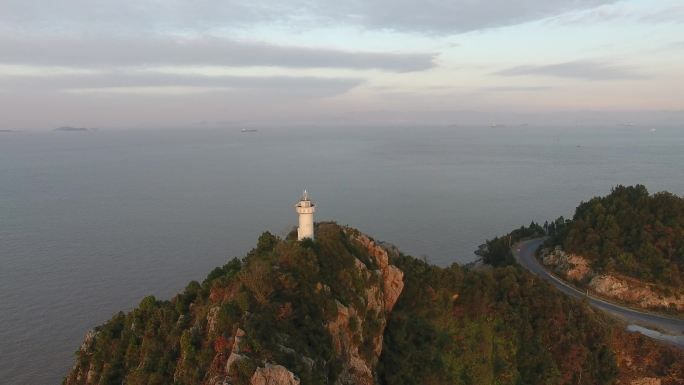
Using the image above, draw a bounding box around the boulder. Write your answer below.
[250,364,300,385]
[226,328,247,373]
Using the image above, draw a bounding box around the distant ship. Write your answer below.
[241,129,258,133]
[54,126,95,132]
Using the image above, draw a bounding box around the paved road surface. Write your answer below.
[514,238,684,348]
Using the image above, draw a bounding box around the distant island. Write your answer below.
[64,221,683,385]
[54,126,97,132]
[0,129,17,133]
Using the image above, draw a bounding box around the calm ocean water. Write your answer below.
[1,126,683,384]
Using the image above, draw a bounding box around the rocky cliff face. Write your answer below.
[541,246,684,312]
[589,275,684,311]
[542,246,592,282]
[326,230,403,385]
[353,234,404,313]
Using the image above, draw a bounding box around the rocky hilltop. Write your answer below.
[541,246,684,312]
[64,223,683,385]
[543,185,684,314]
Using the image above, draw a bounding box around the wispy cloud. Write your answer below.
[342,0,615,34]
[0,72,364,96]
[639,4,684,23]
[481,86,554,92]
[551,3,684,25]
[0,36,435,72]
[1,0,617,35]
[496,60,644,80]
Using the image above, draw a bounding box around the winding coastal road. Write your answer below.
[514,238,684,348]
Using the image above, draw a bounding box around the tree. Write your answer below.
[239,260,274,305]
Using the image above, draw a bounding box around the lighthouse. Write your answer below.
[295,190,315,241]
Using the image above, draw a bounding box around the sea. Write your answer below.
[1,125,683,384]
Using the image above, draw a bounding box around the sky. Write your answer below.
[0,0,683,130]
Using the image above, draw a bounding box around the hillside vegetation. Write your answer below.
[549,185,684,288]
[64,222,683,385]
[382,256,618,385]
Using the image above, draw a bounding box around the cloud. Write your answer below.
[551,3,684,25]
[639,4,684,23]
[0,0,617,35]
[0,72,364,96]
[0,36,435,72]
[326,0,616,34]
[551,4,637,24]
[496,60,645,80]
[481,86,554,92]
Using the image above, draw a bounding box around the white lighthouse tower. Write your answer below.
[295,190,315,241]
